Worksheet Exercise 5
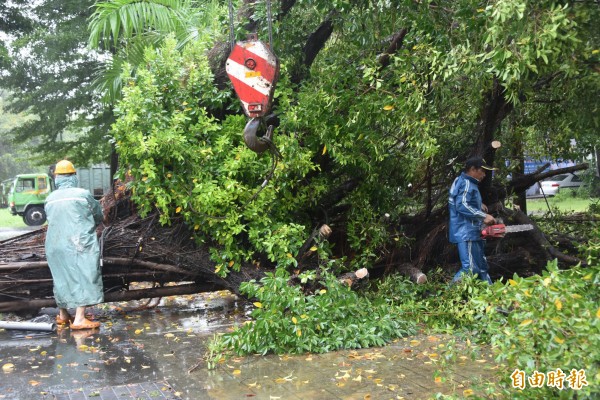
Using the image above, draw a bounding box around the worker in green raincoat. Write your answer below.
[45,160,104,330]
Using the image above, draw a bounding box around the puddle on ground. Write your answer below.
[0,291,499,399]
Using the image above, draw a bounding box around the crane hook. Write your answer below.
[243,118,282,159]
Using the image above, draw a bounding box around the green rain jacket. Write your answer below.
[44,175,104,308]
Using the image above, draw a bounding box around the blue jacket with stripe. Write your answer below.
[448,172,487,243]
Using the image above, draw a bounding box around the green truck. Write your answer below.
[7,165,111,226]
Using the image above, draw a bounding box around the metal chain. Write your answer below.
[266,0,273,49]
[228,0,235,51]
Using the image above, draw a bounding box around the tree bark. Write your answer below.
[511,210,584,266]
[291,11,336,84]
[0,283,216,313]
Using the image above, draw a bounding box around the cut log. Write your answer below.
[397,263,427,284]
[338,267,370,289]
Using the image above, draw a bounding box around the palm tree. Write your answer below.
[88,0,226,104]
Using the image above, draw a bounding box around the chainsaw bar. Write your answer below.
[481,223,534,239]
[504,224,534,233]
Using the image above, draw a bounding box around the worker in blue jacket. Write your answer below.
[448,157,497,284]
[45,160,104,330]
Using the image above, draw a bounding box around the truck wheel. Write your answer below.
[24,206,47,226]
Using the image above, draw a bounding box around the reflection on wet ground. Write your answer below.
[0,291,498,399]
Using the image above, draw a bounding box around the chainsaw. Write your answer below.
[481,223,534,239]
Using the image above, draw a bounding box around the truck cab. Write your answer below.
[8,173,54,226]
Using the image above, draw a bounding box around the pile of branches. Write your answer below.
[0,186,263,312]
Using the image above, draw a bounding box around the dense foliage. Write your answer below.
[0,0,112,166]
[206,267,415,368]
[475,261,599,399]
[209,248,599,399]
[107,0,599,275]
[0,91,40,181]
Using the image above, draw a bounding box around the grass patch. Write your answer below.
[527,193,593,214]
[0,207,27,228]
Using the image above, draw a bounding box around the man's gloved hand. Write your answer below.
[483,214,496,226]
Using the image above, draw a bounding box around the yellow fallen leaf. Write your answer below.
[353,375,363,382]
[520,319,533,326]
[134,329,143,335]
[309,246,318,252]
[554,336,565,344]
[78,345,89,351]
[253,302,263,308]
[583,273,593,280]
[164,333,175,338]
[434,376,442,383]
[248,382,258,388]
[463,389,474,397]
[233,369,241,375]
[383,105,394,111]
[175,206,181,213]
[2,363,15,372]
[319,289,327,294]
[292,317,297,324]
[29,380,41,386]
[322,145,327,155]
[409,340,420,346]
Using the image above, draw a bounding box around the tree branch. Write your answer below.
[292,11,336,84]
[378,28,409,69]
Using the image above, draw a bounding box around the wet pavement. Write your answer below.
[0,290,498,400]
[0,226,42,242]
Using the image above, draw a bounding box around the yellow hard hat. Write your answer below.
[55,160,76,175]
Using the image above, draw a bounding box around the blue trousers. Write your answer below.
[453,240,492,284]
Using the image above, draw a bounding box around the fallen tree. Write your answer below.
[1,1,598,311]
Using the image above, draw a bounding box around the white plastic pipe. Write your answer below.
[0,321,56,332]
